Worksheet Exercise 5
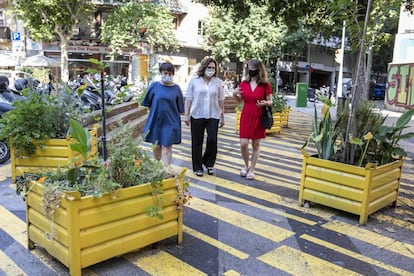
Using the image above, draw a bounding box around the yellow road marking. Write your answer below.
[191,183,317,226]
[223,269,241,276]
[301,234,414,276]
[189,197,294,243]
[257,245,362,275]
[0,163,11,181]
[187,172,337,219]
[0,249,27,276]
[372,213,414,231]
[127,250,207,275]
[184,226,249,260]
[322,220,414,259]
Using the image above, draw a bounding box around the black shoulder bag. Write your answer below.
[261,84,273,129]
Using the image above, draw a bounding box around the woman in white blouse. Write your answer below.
[184,57,225,176]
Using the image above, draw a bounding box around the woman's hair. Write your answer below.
[159,62,175,74]
[196,57,218,77]
[244,59,268,84]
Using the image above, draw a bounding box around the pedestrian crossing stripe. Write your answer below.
[188,197,295,243]
[191,182,318,225]
[184,226,249,260]
[300,234,413,276]
[322,220,414,259]
[257,245,362,275]
[0,249,27,276]
[185,171,337,219]
[126,250,207,275]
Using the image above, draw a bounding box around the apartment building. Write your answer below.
[0,0,352,93]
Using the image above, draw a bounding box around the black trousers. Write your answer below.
[190,117,219,171]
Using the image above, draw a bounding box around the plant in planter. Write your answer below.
[299,96,414,224]
[271,94,290,129]
[235,95,290,133]
[0,87,95,182]
[19,119,189,276]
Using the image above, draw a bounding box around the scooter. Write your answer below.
[0,100,13,164]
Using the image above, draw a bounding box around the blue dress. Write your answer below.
[142,81,184,146]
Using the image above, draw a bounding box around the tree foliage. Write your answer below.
[100,1,178,56]
[12,0,95,41]
[203,4,287,62]
[11,0,96,82]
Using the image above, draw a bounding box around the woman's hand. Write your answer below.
[256,100,270,107]
[184,115,190,126]
[232,87,243,101]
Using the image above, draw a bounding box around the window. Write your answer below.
[197,20,205,36]
[0,11,4,26]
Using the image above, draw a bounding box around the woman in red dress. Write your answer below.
[233,59,272,180]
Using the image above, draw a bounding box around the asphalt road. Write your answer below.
[0,99,413,275]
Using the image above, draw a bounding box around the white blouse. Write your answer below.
[185,76,224,119]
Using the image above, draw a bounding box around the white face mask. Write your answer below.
[205,69,215,78]
[161,75,173,83]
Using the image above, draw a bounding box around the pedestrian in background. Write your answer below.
[232,59,272,180]
[142,62,184,165]
[184,57,225,176]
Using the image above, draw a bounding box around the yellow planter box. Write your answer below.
[235,109,289,134]
[298,154,403,225]
[10,127,98,183]
[26,168,187,276]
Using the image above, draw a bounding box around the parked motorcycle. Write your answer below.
[0,100,13,164]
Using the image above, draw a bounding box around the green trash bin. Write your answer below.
[296,82,308,107]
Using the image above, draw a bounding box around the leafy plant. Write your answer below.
[0,89,83,156]
[372,109,414,165]
[302,96,341,160]
[271,95,288,112]
[304,95,414,166]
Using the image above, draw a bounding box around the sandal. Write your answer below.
[240,167,249,177]
[246,172,255,180]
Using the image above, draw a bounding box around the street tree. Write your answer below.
[11,0,96,82]
[203,4,287,63]
[100,1,178,57]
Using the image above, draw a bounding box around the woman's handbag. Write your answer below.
[261,84,273,129]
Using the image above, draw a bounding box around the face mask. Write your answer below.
[248,69,259,77]
[161,75,172,83]
[205,69,215,77]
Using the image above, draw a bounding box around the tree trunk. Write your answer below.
[60,36,70,82]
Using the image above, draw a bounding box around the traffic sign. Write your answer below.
[11,32,21,41]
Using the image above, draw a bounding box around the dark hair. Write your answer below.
[159,62,175,74]
[244,59,268,84]
[196,57,218,77]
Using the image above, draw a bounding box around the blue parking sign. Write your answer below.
[12,32,20,41]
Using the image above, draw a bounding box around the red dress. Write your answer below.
[239,81,272,139]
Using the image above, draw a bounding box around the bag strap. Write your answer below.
[262,83,266,100]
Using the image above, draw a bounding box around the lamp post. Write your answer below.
[100,67,107,161]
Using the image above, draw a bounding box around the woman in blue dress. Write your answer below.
[142,62,184,165]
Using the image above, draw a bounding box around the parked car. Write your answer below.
[372,83,386,100]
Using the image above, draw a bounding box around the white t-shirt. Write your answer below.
[185,76,224,119]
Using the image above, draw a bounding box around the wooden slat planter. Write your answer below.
[298,154,403,225]
[235,109,290,134]
[26,168,187,276]
[10,128,98,183]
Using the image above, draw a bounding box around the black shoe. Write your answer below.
[195,170,203,177]
[207,167,214,175]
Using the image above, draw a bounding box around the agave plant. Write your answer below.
[302,96,342,160]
